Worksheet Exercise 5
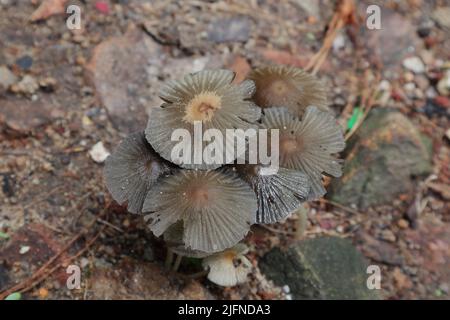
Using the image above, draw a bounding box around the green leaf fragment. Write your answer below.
[0,231,9,239]
[5,292,22,300]
[347,107,363,130]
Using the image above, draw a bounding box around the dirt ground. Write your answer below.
[0,0,449,300]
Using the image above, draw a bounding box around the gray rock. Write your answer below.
[207,17,251,43]
[260,237,380,300]
[365,8,421,71]
[329,108,432,209]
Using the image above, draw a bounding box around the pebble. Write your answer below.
[437,70,450,96]
[282,285,290,293]
[404,82,416,92]
[15,55,33,70]
[397,219,409,229]
[19,245,30,254]
[432,7,450,30]
[0,65,17,91]
[403,72,414,82]
[403,56,425,74]
[414,75,429,91]
[11,75,39,95]
[89,141,110,163]
[380,229,396,242]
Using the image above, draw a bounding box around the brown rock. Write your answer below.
[30,0,68,22]
[227,55,251,84]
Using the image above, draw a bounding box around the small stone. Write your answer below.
[403,72,414,82]
[207,17,251,43]
[38,288,49,299]
[426,87,438,99]
[11,75,39,95]
[15,55,33,70]
[437,70,450,96]
[415,75,429,91]
[80,257,90,268]
[89,141,110,163]
[397,219,409,229]
[445,128,450,141]
[282,285,290,294]
[432,7,450,30]
[0,66,17,91]
[404,82,416,92]
[122,219,130,228]
[403,56,425,74]
[19,245,30,254]
[332,33,346,52]
[380,229,396,242]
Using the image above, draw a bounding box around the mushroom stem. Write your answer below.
[172,254,183,272]
[165,248,174,270]
[294,205,309,239]
[187,269,209,279]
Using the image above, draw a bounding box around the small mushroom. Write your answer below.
[142,169,257,253]
[104,131,172,214]
[236,165,310,224]
[145,69,261,170]
[261,106,345,199]
[202,243,252,287]
[247,65,328,117]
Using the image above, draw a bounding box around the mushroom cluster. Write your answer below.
[104,66,345,286]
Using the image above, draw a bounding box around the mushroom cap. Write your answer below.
[142,169,257,253]
[145,69,261,170]
[202,243,251,287]
[261,106,345,200]
[247,65,328,117]
[104,131,172,214]
[236,165,310,224]
[163,221,209,258]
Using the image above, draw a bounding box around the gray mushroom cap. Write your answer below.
[145,69,261,170]
[104,131,172,214]
[142,169,257,253]
[260,106,345,200]
[236,165,310,224]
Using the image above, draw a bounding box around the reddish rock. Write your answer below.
[86,26,162,133]
[0,97,64,135]
[227,55,251,84]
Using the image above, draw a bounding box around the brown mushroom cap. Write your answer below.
[104,131,172,214]
[247,65,328,117]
